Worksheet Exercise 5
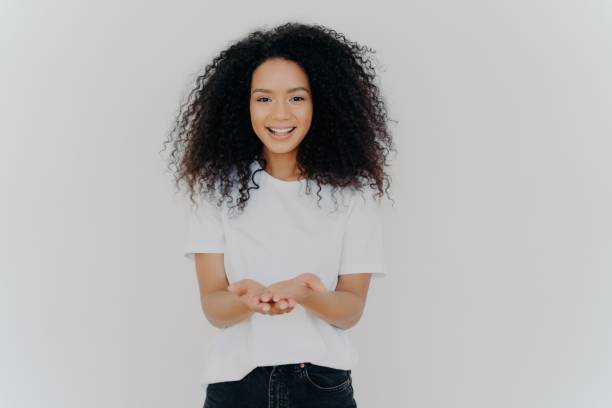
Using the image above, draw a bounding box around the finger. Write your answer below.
[268,303,282,315]
[277,298,295,308]
[256,299,266,312]
[249,295,267,313]
[272,292,292,302]
[277,300,288,309]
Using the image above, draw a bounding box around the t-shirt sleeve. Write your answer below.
[183,195,225,260]
[338,188,387,278]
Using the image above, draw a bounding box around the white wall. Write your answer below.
[1,1,610,407]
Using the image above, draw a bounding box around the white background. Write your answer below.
[1,1,611,407]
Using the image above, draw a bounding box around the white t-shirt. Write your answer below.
[184,159,387,387]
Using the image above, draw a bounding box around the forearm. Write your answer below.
[201,289,254,329]
[299,290,364,330]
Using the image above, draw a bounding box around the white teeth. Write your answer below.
[269,127,295,133]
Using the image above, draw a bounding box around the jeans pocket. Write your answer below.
[302,363,352,391]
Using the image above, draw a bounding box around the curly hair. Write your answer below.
[162,21,396,214]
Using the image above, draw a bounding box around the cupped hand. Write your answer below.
[259,273,328,306]
[227,278,295,316]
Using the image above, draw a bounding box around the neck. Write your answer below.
[260,149,303,181]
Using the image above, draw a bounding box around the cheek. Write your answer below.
[292,104,312,121]
[249,106,267,126]
[299,109,313,125]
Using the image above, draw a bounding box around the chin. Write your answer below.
[263,142,300,154]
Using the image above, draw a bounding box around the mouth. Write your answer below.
[266,127,297,139]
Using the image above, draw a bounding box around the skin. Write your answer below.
[227,279,291,315]
[250,57,312,182]
[222,57,373,328]
[228,272,373,330]
[242,56,316,313]
[228,274,328,315]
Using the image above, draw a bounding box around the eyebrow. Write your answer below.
[251,87,310,95]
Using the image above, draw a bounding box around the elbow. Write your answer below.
[204,310,228,329]
[210,320,227,329]
[335,313,363,330]
[344,316,361,330]
[200,297,225,329]
[205,312,225,329]
[334,319,358,330]
[343,305,366,330]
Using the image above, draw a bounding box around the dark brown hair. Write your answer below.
[162,21,396,213]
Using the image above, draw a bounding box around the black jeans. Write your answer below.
[203,362,357,408]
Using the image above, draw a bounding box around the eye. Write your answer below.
[255,96,306,103]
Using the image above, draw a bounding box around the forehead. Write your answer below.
[251,58,310,91]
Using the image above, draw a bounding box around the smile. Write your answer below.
[266,127,296,139]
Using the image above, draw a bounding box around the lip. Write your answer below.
[266,127,296,141]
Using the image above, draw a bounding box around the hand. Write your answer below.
[259,273,328,306]
[227,279,295,316]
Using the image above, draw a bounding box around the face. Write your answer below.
[250,58,313,160]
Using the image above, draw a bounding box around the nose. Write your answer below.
[271,100,291,120]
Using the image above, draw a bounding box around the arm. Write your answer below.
[194,253,254,329]
[202,290,255,329]
[299,273,372,330]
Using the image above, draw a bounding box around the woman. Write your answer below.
[164,21,395,408]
